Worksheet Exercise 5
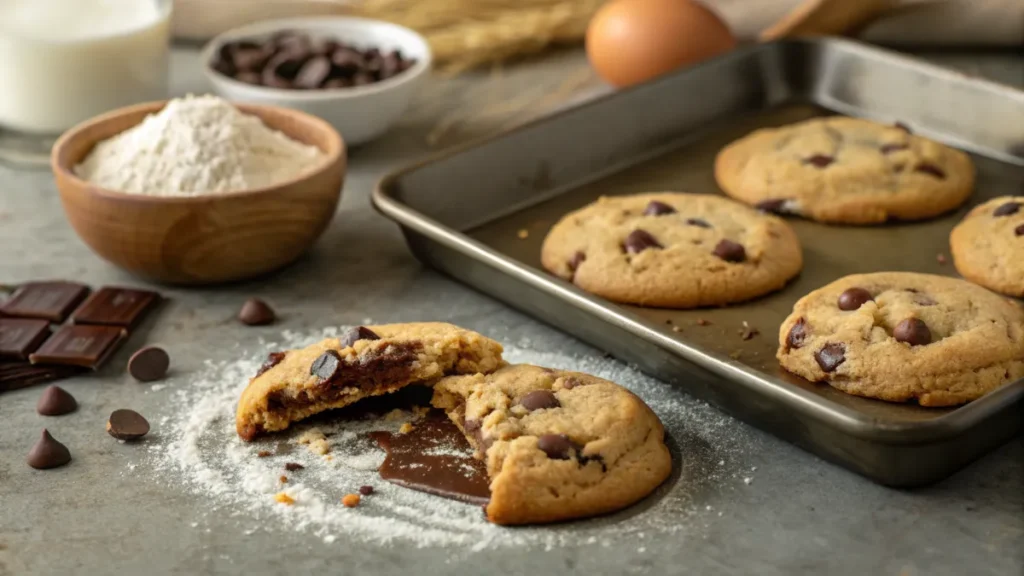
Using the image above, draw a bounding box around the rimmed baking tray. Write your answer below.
[373,38,1024,487]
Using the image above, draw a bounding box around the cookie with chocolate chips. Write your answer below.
[715,117,975,224]
[540,193,802,308]
[950,196,1024,297]
[431,364,672,525]
[235,323,504,440]
[777,272,1024,406]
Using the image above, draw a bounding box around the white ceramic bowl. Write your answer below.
[201,17,431,145]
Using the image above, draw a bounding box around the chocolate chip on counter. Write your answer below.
[239,298,276,326]
[837,288,873,311]
[339,326,381,348]
[787,318,808,349]
[755,199,790,214]
[623,230,662,254]
[536,434,574,460]
[568,251,586,272]
[36,385,77,416]
[519,390,560,411]
[256,351,287,378]
[294,56,332,89]
[310,350,342,380]
[359,485,374,496]
[284,462,305,472]
[894,318,932,346]
[880,143,909,154]
[128,346,170,382]
[1015,224,1024,237]
[686,218,712,228]
[27,429,72,469]
[107,409,150,441]
[712,239,746,263]
[804,155,834,168]
[914,163,946,179]
[643,201,676,216]
[814,343,846,372]
[894,122,912,133]
[994,202,1021,217]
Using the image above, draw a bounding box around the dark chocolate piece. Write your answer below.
[339,326,380,348]
[256,352,287,378]
[894,318,932,346]
[238,298,276,326]
[29,325,126,370]
[686,218,712,228]
[27,429,71,469]
[537,434,574,460]
[369,411,490,505]
[284,462,304,471]
[713,239,746,263]
[837,288,873,311]
[0,362,84,391]
[786,318,808,350]
[0,318,51,360]
[107,409,150,440]
[623,229,662,254]
[519,390,560,411]
[814,343,846,372]
[36,385,77,416]
[0,282,89,322]
[359,485,374,496]
[128,346,170,382]
[804,154,834,168]
[310,350,342,380]
[71,287,159,327]
[643,201,676,216]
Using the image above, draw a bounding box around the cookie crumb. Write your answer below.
[398,422,415,434]
[274,492,295,505]
[298,429,330,455]
[279,475,288,483]
[664,319,673,325]
[936,253,947,265]
[729,350,743,360]
[342,494,361,508]
[384,409,408,422]
[517,229,529,239]
[696,318,712,326]
[285,462,304,472]
[359,485,374,496]
[256,450,272,458]
[671,326,682,333]
[412,405,431,418]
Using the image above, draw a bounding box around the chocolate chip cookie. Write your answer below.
[715,117,975,224]
[777,272,1024,406]
[235,323,504,440]
[540,193,803,308]
[950,196,1024,297]
[431,364,672,525]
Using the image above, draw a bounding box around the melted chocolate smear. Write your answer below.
[370,411,490,505]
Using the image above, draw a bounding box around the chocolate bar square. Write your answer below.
[72,287,160,327]
[0,318,51,360]
[29,325,126,370]
[0,282,90,322]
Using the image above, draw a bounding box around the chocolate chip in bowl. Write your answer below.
[202,17,432,146]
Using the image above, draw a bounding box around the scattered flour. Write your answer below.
[147,326,763,552]
[75,94,324,196]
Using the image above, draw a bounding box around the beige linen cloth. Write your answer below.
[172,0,1024,45]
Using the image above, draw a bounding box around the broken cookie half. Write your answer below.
[431,364,672,525]
[235,322,504,441]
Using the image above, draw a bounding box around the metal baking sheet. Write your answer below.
[373,38,1024,487]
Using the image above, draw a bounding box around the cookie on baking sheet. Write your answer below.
[431,364,672,525]
[235,323,504,440]
[950,196,1024,298]
[714,117,975,224]
[540,192,803,308]
[777,272,1024,407]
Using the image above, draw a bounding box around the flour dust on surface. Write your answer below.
[147,325,763,552]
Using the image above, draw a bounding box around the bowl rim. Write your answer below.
[199,16,433,102]
[50,99,346,204]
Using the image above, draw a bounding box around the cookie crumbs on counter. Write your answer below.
[342,494,361,508]
[729,351,743,360]
[696,318,712,326]
[298,429,331,455]
[672,326,682,333]
[937,253,947,265]
[284,462,304,472]
[256,450,272,458]
[398,422,415,434]
[274,492,295,505]
[517,229,529,239]
[280,475,288,483]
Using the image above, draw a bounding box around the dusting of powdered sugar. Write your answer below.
[146,326,762,553]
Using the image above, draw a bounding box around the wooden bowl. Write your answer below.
[51,101,346,285]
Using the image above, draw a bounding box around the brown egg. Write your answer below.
[586,0,737,88]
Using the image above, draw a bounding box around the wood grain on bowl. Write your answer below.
[51,102,346,285]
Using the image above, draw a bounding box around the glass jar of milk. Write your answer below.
[0,0,171,161]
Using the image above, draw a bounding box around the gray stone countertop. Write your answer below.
[0,45,1021,576]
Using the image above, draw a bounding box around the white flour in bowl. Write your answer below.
[146,326,764,552]
[74,94,324,196]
